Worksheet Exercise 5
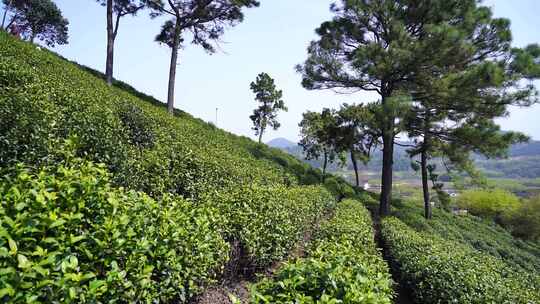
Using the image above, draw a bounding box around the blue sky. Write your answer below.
[7,0,540,142]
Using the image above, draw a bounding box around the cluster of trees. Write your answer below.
[1,0,69,46]
[298,0,540,219]
[457,189,540,241]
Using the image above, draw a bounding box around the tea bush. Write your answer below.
[0,29,353,302]
[209,185,334,269]
[0,31,292,200]
[457,188,521,219]
[251,200,394,303]
[0,30,354,201]
[381,217,540,303]
[0,160,229,303]
[504,195,540,241]
[393,201,540,273]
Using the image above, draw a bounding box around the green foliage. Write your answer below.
[391,201,540,274]
[208,185,334,269]
[0,160,228,303]
[504,195,540,241]
[298,109,345,174]
[322,176,354,200]
[249,72,287,142]
[457,188,521,219]
[252,200,393,303]
[0,31,346,301]
[0,31,303,200]
[3,0,69,46]
[117,103,155,148]
[382,217,540,304]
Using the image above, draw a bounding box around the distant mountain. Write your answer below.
[267,137,297,149]
[509,140,540,157]
[273,138,540,179]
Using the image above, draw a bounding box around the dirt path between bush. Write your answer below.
[369,209,416,304]
[192,210,333,304]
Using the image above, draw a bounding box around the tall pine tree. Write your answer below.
[147,0,259,114]
[297,0,538,215]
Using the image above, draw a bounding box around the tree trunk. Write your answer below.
[322,151,328,182]
[1,0,12,30]
[380,131,394,216]
[258,129,264,144]
[421,148,432,219]
[350,150,360,187]
[167,20,181,114]
[105,0,114,86]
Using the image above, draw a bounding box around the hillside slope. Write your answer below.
[0,31,359,198]
[0,31,360,302]
[379,200,540,303]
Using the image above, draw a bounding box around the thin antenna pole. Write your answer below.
[1,0,13,30]
[215,107,218,126]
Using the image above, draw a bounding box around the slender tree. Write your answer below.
[249,72,287,143]
[404,40,540,219]
[96,0,145,85]
[2,0,68,46]
[297,0,537,216]
[333,103,378,188]
[299,109,344,180]
[146,0,259,114]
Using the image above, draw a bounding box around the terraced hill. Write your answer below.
[0,31,393,303]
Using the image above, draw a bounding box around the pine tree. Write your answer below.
[249,73,287,143]
[96,0,145,85]
[297,0,538,216]
[299,109,345,180]
[2,0,68,46]
[146,0,259,114]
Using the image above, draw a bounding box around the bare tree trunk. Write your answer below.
[1,0,12,30]
[322,151,328,182]
[350,150,360,187]
[421,148,432,219]
[167,20,181,114]
[105,0,114,86]
[380,131,394,216]
[258,128,264,143]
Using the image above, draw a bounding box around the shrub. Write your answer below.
[0,161,228,303]
[392,201,540,273]
[457,188,521,219]
[251,200,394,303]
[208,185,334,270]
[505,195,540,241]
[381,217,540,304]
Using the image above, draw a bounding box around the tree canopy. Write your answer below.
[299,109,345,179]
[297,0,539,216]
[146,0,260,113]
[2,0,69,46]
[250,72,287,143]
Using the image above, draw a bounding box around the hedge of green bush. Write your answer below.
[392,201,540,273]
[381,217,540,304]
[209,186,335,270]
[0,160,229,303]
[251,200,394,303]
